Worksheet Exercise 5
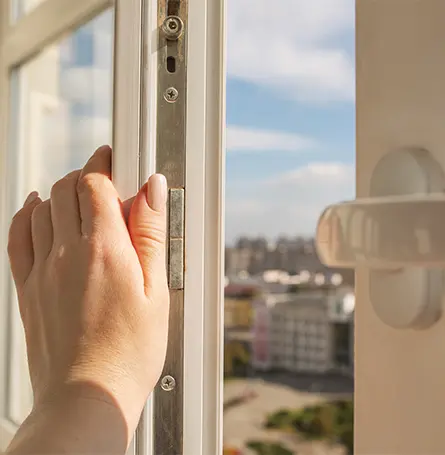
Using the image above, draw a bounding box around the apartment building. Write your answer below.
[223,282,259,376]
[251,288,354,374]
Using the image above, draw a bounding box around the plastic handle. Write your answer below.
[316,193,445,269]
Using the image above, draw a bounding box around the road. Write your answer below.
[251,370,354,395]
[223,375,352,455]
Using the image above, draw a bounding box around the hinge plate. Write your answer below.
[169,188,185,290]
[153,0,188,454]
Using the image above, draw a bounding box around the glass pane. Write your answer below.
[12,0,46,18]
[7,8,114,424]
[223,1,355,454]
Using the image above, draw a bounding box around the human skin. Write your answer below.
[5,146,170,454]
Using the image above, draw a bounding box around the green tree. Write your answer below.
[224,341,250,378]
[265,400,354,455]
[265,409,293,429]
[246,441,294,455]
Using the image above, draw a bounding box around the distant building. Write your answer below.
[225,247,251,276]
[225,297,253,329]
[251,288,354,375]
[225,236,355,288]
[224,281,259,377]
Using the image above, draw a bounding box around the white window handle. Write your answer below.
[316,193,445,269]
[315,147,445,330]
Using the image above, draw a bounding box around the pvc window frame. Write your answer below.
[0,0,113,448]
[113,0,226,453]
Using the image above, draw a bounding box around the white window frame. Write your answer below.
[0,0,225,454]
[8,88,61,425]
[113,0,226,453]
[355,1,445,453]
[0,0,114,448]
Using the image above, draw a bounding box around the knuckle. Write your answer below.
[51,170,80,198]
[77,173,110,197]
[48,244,76,275]
[66,169,81,180]
[134,221,166,248]
[30,201,51,233]
[31,199,50,222]
[77,174,98,194]
[81,232,107,262]
[148,225,167,247]
[50,178,69,199]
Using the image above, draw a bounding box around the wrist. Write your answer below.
[7,389,129,455]
[35,368,147,438]
[25,382,140,453]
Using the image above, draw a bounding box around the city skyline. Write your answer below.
[225,233,316,248]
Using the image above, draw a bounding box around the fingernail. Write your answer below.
[23,191,39,207]
[146,174,167,212]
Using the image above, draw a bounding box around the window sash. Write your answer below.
[183,1,225,453]
[112,1,149,454]
[0,0,113,449]
[1,0,113,68]
[355,0,445,453]
[0,0,16,447]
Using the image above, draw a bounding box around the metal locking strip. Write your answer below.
[153,0,187,453]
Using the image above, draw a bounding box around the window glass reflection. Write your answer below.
[13,0,46,18]
[8,9,114,424]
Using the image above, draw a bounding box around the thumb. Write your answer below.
[129,174,168,296]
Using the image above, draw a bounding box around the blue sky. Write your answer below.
[53,2,355,245]
[225,0,355,244]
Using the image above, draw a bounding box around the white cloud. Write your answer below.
[227,0,355,103]
[269,162,353,185]
[225,162,354,242]
[226,125,316,153]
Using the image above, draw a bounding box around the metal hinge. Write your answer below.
[168,188,185,290]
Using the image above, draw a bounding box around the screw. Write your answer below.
[161,16,184,40]
[161,375,176,392]
[164,87,179,103]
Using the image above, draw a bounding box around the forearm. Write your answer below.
[6,385,131,455]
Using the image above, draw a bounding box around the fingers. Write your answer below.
[50,170,82,244]
[77,145,125,238]
[128,174,168,297]
[122,196,136,224]
[8,192,41,291]
[31,200,53,263]
[9,145,120,286]
[79,145,112,181]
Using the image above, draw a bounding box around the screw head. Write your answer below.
[164,87,179,103]
[162,16,184,40]
[160,375,176,392]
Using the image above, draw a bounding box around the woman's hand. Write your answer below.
[6,146,170,451]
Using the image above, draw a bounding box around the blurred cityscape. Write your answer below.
[223,236,354,455]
